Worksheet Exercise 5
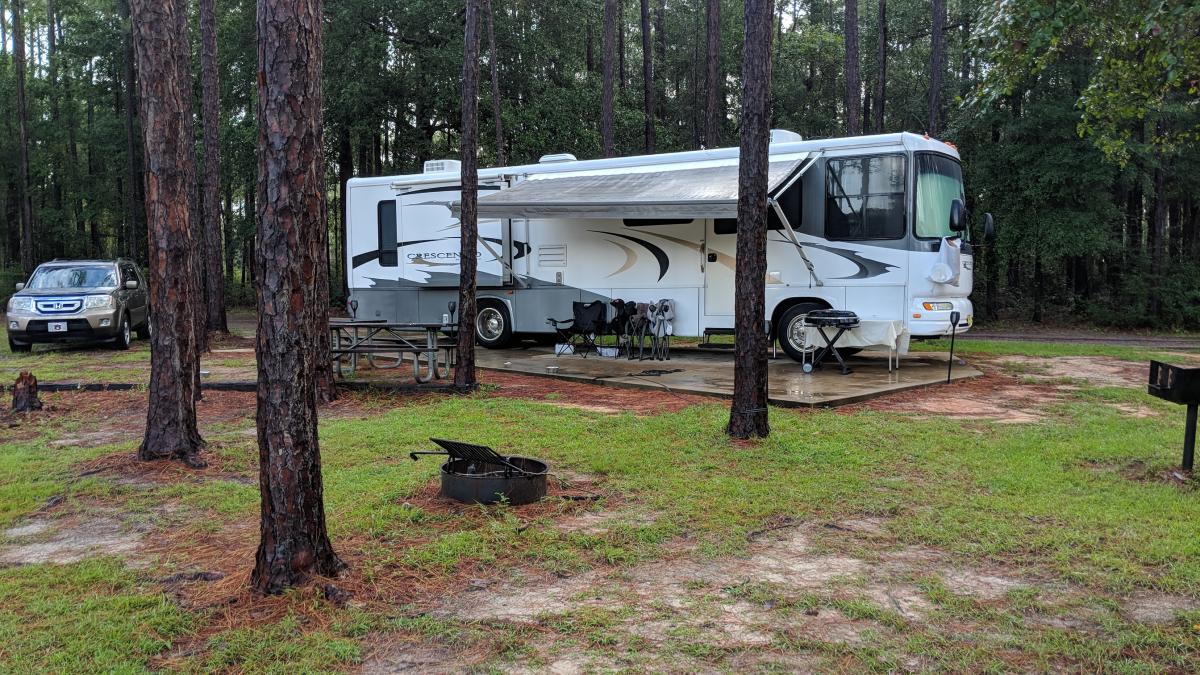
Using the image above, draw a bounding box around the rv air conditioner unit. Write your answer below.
[423,159,462,174]
[538,153,577,164]
[769,129,803,143]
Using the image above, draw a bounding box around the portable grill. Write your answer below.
[801,309,860,375]
[410,438,549,505]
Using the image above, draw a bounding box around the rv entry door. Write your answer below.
[704,218,737,316]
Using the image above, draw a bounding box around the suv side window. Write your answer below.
[120,264,139,287]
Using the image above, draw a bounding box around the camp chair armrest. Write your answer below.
[546,317,575,328]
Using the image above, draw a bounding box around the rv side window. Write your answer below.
[378,200,398,267]
[712,217,786,235]
[824,155,905,240]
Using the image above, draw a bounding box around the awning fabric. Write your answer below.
[470,155,809,220]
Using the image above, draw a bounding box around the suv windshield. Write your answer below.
[915,154,966,239]
[27,265,117,290]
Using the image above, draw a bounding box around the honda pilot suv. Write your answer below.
[6,259,151,352]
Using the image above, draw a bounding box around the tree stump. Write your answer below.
[12,372,42,412]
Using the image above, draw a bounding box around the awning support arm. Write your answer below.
[769,198,823,287]
[767,152,823,287]
[475,230,527,289]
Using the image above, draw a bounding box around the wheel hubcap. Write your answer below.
[123,322,131,344]
[476,308,504,341]
[786,317,816,354]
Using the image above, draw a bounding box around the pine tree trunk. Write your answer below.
[485,0,506,166]
[13,0,34,274]
[252,0,343,595]
[129,0,206,467]
[654,0,666,118]
[200,0,227,335]
[639,0,655,153]
[928,0,945,135]
[601,0,617,157]
[873,0,886,133]
[727,0,773,440]
[618,0,626,89]
[456,0,481,389]
[843,0,861,135]
[704,0,721,148]
[117,0,145,263]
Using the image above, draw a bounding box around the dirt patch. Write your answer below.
[850,371,1060,423]
[482,370,707,415]
[0,510,147,565]
[1121,591,1200,624]
[993,356,1148,388]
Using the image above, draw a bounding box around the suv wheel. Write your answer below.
[8,337,31,353]
[113,315,132,350]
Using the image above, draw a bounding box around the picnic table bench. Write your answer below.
[329,319,457,383]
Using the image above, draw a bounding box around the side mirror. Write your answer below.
[948,199,967,233]
[983,212,996,243]
[124,279,139,290]
[14,283,24,291]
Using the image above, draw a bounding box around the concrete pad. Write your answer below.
[476,347,979,407]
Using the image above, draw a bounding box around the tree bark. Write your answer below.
[704,0,721,148]
[639,0,655,153]
[129,0,206,467]
[928,0,945,135]
[873,0,886,133]
[13,0,34,273]
[117,0,145,263]
[456,0,481,389]
[252,0,343,595]
[200,0,227,335]
[618,0,626,89]
[843,0,861,135]
[485,0,506,166]
[601,0,617,157]
[727,0,772,439]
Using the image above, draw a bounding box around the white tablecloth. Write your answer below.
[802,319,909,354]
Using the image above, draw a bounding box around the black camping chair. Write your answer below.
[547,300,606,357]
[609,299,634,355]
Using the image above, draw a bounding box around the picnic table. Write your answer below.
[329,319,457,383]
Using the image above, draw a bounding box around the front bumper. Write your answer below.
[908,298,973,338]
[6,309,123,344]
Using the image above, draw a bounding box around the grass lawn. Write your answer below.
[0,339,1197,671]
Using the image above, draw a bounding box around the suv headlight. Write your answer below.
[7,297,32,312]
[84,295,115,310]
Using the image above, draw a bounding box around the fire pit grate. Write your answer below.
[410,438,549,504]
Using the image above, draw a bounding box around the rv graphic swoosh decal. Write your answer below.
[802,242,897,279]
[605,240,638,278]
[591,231,670,281]
[353,237,529,269]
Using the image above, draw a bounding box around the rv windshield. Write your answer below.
[915,154,966,239]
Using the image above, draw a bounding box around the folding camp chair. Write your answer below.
[647,299,675,360]
[627,302,651,359]
[547,300,606,357]
[609,299,635,356]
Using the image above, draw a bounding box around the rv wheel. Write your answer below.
[776,303,825,362]
[475,302,513,349]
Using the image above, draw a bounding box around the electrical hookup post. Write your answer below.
[1147,361,1200,473]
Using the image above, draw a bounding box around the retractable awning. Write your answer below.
[468,154,810,220]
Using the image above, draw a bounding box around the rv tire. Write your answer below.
[475,301,513,349]
[776,302,825,362]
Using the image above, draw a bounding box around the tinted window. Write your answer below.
[121,264,139,285]
[825,155,906,240]
[378,200,398,267]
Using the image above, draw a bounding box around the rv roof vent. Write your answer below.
[423,159,462,174]
[770,129,803,144]
[538,153,577,164]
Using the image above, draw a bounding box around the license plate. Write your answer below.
[48,321,67,333]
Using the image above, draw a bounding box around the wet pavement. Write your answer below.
[475,346,980,408]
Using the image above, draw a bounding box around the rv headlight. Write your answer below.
[84,295,115,310]
[8,297,32,312]
[922,302,953,311]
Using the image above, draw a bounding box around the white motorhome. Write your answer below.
[344,130,982,361]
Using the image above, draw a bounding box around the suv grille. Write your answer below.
[34,297,84,314]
